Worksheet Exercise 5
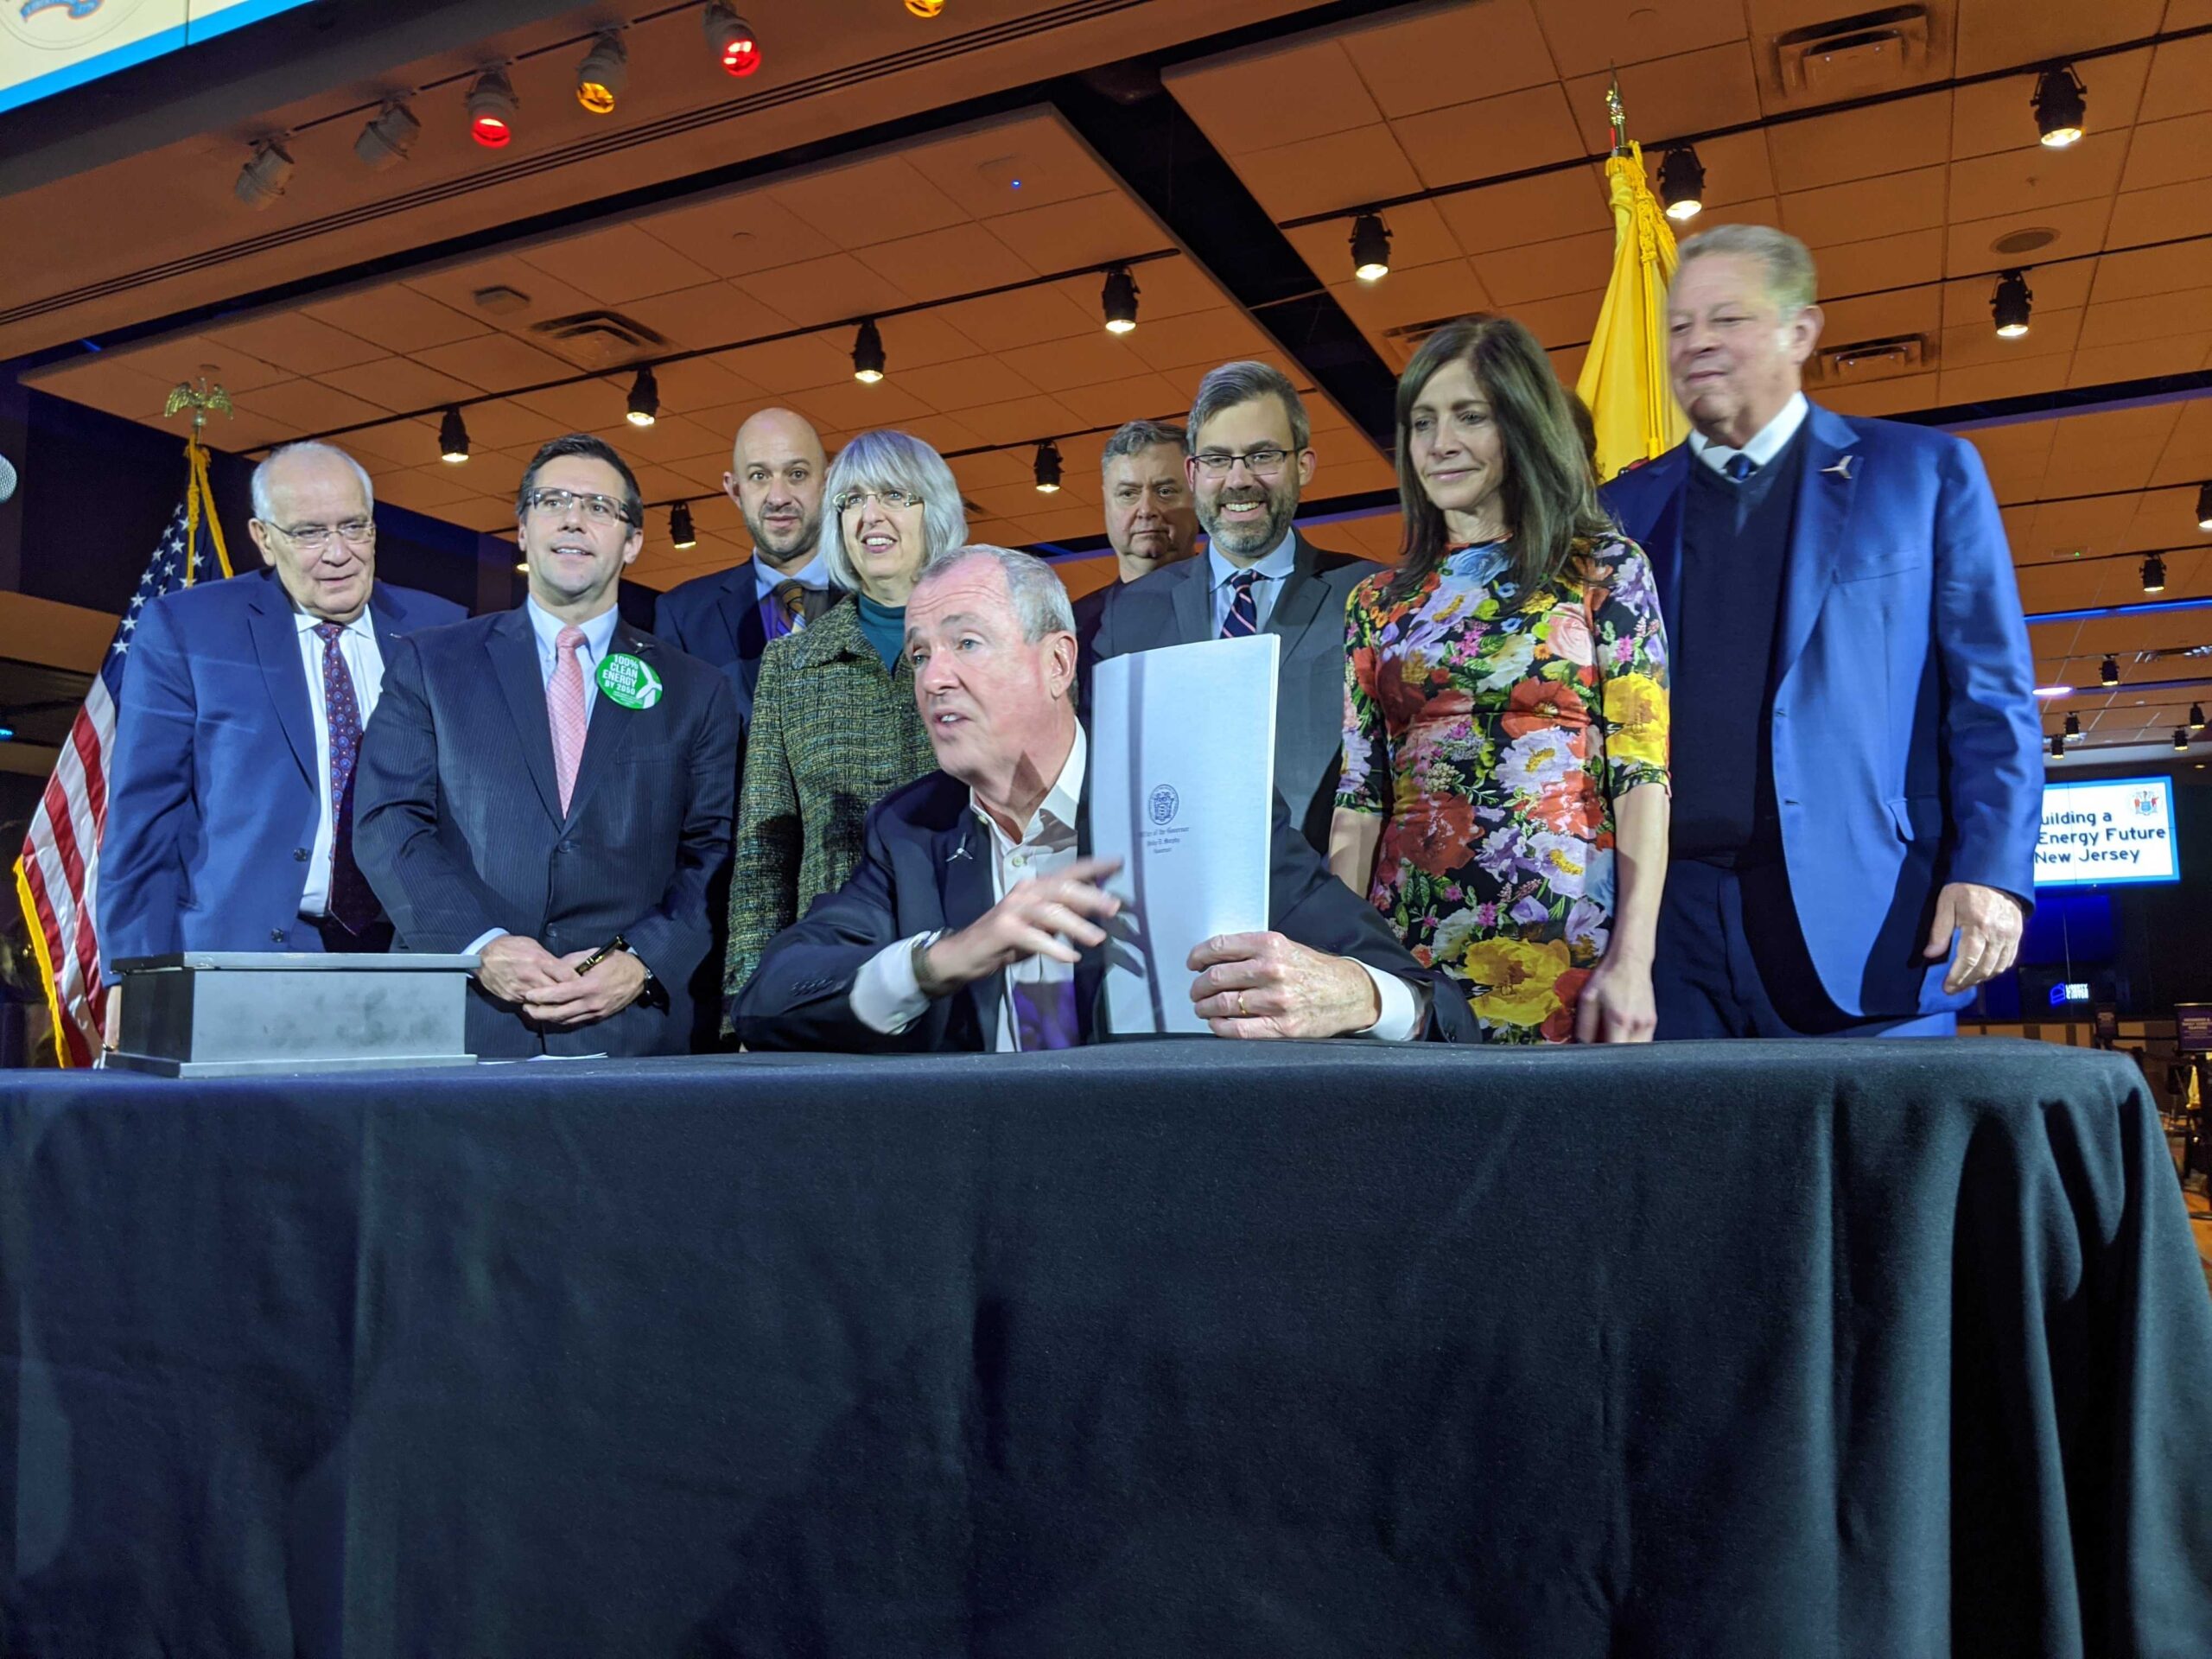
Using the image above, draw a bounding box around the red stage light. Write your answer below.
[472,115,511,147]
[467,68,518,149]
[704,4,761,78]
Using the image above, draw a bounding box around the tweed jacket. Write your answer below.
[724,594,935,1011]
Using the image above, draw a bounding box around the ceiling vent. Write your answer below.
[473,284,531,315]
[530,309,669,368]
[1809,332,1929,384]
[1767,6,1942,105]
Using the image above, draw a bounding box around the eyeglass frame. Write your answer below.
[1189,445,1304,480]
[520,486,639,528]
[258,517,378,551]
[830,486,925,516]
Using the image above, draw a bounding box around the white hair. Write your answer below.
[914,543,1075,640]
[1674,223,1820,315]
[251,442,376,523]
[817,429,967,591]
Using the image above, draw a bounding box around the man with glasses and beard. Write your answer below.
[1090,361,1368,850]
[653,407,840,753]
[102,442,462,978]
[356,435,736,1058]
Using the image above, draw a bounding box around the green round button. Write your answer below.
[596,653,664,710]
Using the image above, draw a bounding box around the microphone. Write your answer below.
[0,453,15,505]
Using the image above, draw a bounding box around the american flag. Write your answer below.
[14,496,224,1066]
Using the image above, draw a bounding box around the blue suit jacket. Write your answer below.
[1601,402,2042,1018]
[353,607,737,1058]
[652,561,840,738]
[731,765,1480,1052]
[99,567,463,975]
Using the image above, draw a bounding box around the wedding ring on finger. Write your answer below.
[1236,990,1249,1017]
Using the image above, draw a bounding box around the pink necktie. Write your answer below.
[549,625,588,815]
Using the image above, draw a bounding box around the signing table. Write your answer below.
[0,1039,2208,1657]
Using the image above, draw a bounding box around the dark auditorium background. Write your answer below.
[0,0,2209,1062]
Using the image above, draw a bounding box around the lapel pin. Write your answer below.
[1822,455,1858,480]
[947,842,974,863]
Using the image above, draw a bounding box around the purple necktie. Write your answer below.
[764,579,807,641]
[1011,979,1080,1051]
[312,622,378,935]
[1220,569,1259,639]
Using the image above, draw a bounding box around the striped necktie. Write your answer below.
[1220,569,1260,639]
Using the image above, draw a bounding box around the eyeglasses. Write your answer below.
[522,487,636,526]
[268,518,376,551]
[1192,446,1293,479]
[831,486,923,515]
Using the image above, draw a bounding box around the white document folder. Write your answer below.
[1090,633,1279,1035]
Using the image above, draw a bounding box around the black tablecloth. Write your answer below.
[1,1039,2208,1657]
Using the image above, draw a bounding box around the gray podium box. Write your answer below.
[106,952,480,1077]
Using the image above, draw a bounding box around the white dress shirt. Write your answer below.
[1207,529,1298,634]
[524,597,622,721]
[291,607,383,918]
[1688,391,1808,477]
[849,724,1423,1046]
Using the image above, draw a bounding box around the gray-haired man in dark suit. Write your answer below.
[356,434,736,1058]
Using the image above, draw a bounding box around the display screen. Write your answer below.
[2033,776,2180,888]
[0,0,312,115]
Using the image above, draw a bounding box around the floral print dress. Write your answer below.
[1338,536,1670,1043]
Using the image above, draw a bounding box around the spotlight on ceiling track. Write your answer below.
[2197,481,2212,531]
[2142,554,2166,594]
[2191,703,2206,732]
[575,33,628,116]
[354,100,420,171]
[2100,654,2120,687]
[2032,65,2086,149]
[851,318,887,383]
[1101,267,1139,334]
[234,139,295,210]
[467,67,518,148]
[626,365,660,428]
[2063,712,2081,740]
[2050,733,2065,759]
[906,0,947,14]
[439,406,470,464]
[1033,440,1064,494]
[2177,728,2192,753]
[1350,212,1391,283]
[1659,146,1706,221]
[671,501,697,549]
[703,3,762,77]
[1991,269,2032,339]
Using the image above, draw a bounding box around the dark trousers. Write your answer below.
[1654,858,1955,1040]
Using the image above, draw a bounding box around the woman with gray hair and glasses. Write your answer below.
[722,428,968,1016]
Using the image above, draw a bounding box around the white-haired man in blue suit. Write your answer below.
[1601,224,2040,1039]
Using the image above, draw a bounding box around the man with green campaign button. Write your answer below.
[356,435,738,1058]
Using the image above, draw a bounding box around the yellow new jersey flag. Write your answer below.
[1575,141,1688,482]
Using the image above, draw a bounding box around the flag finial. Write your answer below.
[1606,73,1628,157]
[163,378,232,434]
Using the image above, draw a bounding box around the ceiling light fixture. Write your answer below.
[2032,683,2074,698]
[353,101,420,171]
[2198,480,2212,531]
[438,406,470,464]
[1658,146,1706,221]
[2032,65,2086,149]
[1350,212,1391,283]
[575,33,628,116]
[2142,554,2167,594]
[2191,702,2206,731]
[2101,653,2120,687]
[1991,269,2032,339]
[2176,728,2191,753]
[2050,732,2066,759]
[233,139,295,210]
[1101,267,1139,334]
[703,3,762,77]
[2063,712,2081,739]
[1033,440,1063,493]
[626,365,660,428]
[467,67,518,148]
[671,501,697,549]
[906,0,946,14]
[852,318,887,383]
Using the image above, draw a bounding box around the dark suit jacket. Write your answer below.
[1088,532,1369,851]
[354,607,738,1058]
[652,560,841,739]
[730,765,1480,1052]
[1071,579,1116,721]
[99,566,463,975]
[1602,401,2041,1019]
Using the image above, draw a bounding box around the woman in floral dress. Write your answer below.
[1330,315,1671,1044]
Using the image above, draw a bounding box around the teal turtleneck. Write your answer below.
[855,592,906,671]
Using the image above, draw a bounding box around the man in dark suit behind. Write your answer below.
[1071,417,1202,690]
[356,435,736,1058]
[101,442,463,973]
[1090,362,1370,853]
[651,407,840,744]
[732,544,1477,1052]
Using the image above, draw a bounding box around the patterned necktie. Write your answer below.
[766,579,807,641]
[549,625,588,817]
[312,622,378,935]
[1220,569,1260,639]
[1723,453,1759,483]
